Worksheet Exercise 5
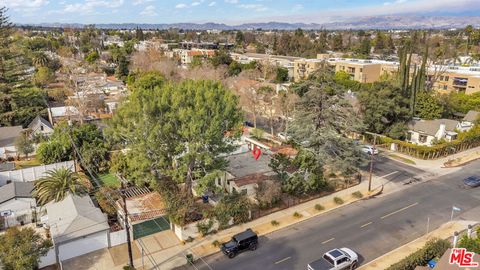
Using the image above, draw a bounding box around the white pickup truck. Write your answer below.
[307,248,359,270]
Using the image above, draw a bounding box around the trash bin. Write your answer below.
[202,195,209,203]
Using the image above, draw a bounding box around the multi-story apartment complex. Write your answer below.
[293,59,324,81]
[293,58,398,83]
[231,52,480,94]
[428,66,480,94]
[231,53,302,80]
[173,49,216,65]
[333,59,399,83]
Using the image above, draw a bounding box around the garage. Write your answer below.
[44,194,111,264]
[58,231,110,261]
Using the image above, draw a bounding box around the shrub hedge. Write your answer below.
[386,238,451,270]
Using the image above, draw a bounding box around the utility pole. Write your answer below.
[121,182,134,268]
[368,135,377,192]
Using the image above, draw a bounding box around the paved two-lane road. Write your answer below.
[179,160,480,270]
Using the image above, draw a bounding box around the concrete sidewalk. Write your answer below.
[359,220,478,270]
[139,173,402,270]
[62,172,397,270]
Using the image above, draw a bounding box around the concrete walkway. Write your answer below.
[130,173,406,270]
[359,220,478,270]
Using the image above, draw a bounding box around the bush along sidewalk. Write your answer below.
[385,238,450,270]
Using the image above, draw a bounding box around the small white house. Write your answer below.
[27,115,54,137]
[215,151,274,198]
[44,194,110,263]
[407,118,474,146]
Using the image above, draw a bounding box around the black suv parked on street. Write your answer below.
[220,229,258,258]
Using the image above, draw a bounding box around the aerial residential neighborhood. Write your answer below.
[1,1,480,270]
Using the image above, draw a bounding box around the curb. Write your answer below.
[358,221,479,270]
[185,188,372,264]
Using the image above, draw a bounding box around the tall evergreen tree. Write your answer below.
[289,68,366,176]
[108,76,243,195]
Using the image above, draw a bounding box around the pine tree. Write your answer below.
[0,7,28,94]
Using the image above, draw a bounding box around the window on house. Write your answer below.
[217,178,221,186]
[443,85,448,90]
[419,135,428,143]
[445,76,449,81]
[40,125,44,131]
[360,68,363,72]
[241,189,247,195]
[440,76,444,81]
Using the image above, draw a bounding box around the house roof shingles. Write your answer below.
[408,119,459,136]
[0,182,34,204]
[0,126,23,148]
[463,110,480,123]
[46,194,109,244]
[28,115,53,130]
[232,173,272,187]
[226,151,272,178]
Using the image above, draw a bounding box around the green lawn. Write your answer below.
[98,173,121,188]
[15,158,42,169]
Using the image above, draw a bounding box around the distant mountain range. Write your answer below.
[22,15,480,30]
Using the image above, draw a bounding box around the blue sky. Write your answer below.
[2,0,480,24]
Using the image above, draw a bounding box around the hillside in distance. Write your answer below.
[28,15,480,30]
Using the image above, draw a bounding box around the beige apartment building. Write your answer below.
[428,66,480,94]
[293,58,398,83]
[293,59,325,81]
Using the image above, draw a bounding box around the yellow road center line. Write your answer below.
[274,256,291,264]
[360,221,373,228]
[321,237,335,244]
[381,202,419,219]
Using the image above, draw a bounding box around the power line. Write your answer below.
[125,180,212,270]
[42,95,213,270]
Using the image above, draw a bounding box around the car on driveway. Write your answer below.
[308,248,359,270]
[360,145,378,155]
[463,176,480,188]
[221,228,258,258]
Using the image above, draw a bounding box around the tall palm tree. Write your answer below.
[33,168,89,205]
[32,52,49,68]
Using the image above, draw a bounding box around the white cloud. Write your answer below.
[208,1,216,6]
[0,0,49,9]
[384,0,408,6]
[238,4,267,12]
[225,0,238,3]
[175,3,188,8]
[292,4,303,12]
[133,0,153,5]
[62,0,124,14]
[191,1,201,6]
[140,5,157,16]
